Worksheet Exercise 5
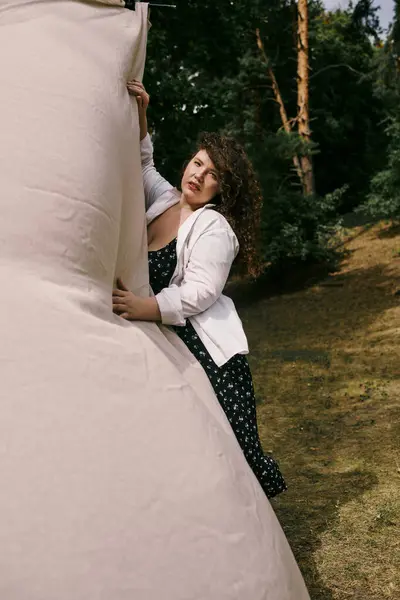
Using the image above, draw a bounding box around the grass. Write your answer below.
[241,221,400,599]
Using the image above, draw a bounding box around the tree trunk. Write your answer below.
[255,29,304,186]
[297,0,315,195]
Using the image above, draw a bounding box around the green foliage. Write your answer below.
[361,1,400,221]
[261,183,345,269]
[310,3,385,210]
[144,0,389,276]
[361,118,400,220]
[240,131,342,269]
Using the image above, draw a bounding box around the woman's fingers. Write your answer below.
[112,296,127,306]
[127,82,145,94]
[128,79,144,89]
[127,85,142,96]
[127,82,149,108]
[112,289,127,297]
[120,312,130,320]
[127,81,141,89]
[113,303,127,313]
[132,89,149,105]
[112,294,127,307]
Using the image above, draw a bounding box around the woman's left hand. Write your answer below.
[112,279,143,320]
[113,278,161,322]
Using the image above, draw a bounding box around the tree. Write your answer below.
[297,0,315,195]
[143,0,387,273]
[361,0,400,220]
[309,1,385,210]
[255,28,304,186]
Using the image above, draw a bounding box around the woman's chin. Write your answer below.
[183,185,197,197]
[182,190,209,210]
[182,190,197,204]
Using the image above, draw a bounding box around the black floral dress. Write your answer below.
[148,239,287,498]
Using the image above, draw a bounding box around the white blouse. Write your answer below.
[141,134,249,366]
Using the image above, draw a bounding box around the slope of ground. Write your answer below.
[242,222,400,599]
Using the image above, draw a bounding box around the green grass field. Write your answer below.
[242,222,400,599]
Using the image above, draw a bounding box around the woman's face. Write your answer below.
[181,150,221,209]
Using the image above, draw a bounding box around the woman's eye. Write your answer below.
[194,160,201,166]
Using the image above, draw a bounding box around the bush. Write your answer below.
[360,117,400,220]
[245,131,344,272]
[261,186,344,271]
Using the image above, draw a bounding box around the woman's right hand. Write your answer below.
[127,79,149,141]
[127,79,150,111]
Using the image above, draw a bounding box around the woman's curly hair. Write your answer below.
[194,132,263,278]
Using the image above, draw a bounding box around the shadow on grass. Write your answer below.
[226,260,337,311]
[272,467,378,600]
[227,218,397,312]
[377,222,400,239]
[243,255,399,598]
[244,262,399,359]
[262,361,383,599]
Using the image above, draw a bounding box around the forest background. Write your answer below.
[142,0,400,282]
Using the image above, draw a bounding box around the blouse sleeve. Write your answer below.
[140,134,175,211]
[155,227,238,326]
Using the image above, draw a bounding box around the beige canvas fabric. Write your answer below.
[0,2,310,598]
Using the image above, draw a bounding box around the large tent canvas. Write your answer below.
[0,2,310,598]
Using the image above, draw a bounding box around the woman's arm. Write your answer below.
[112,226,238,325]
[127,80,175,211]
[156,227,238,326]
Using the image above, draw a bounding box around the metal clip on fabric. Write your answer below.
[125,1,177,8]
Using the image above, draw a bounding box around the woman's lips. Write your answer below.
[188,182,200,192]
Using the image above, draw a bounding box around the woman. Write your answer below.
[113,80,286,499]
